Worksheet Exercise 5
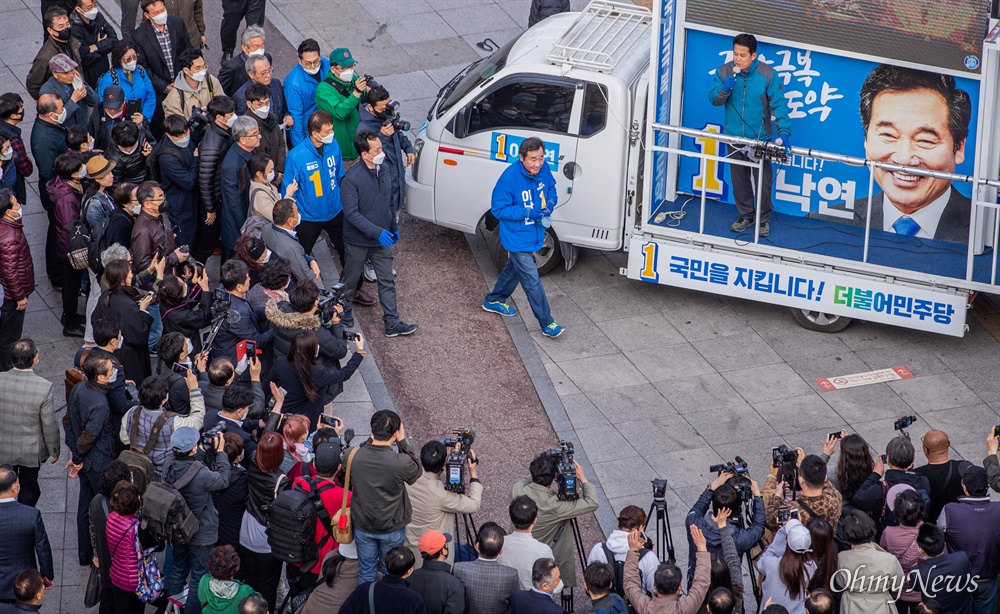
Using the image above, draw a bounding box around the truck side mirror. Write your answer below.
[452,107,468,139]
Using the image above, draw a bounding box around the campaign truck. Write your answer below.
[405,0,1000,337]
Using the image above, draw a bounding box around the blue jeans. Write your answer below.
[486,251,553,328]
[168,542,212,614]
[147,303,162,353]
[973,576,997,614]
[354,527,406,583]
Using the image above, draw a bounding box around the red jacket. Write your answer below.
[0,216,34,301]
[46,176,82,258]
[293,475,351,574]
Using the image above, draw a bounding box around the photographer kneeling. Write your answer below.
[265,279,348,366]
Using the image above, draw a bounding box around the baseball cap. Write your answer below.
[314,443,341,475]
[337,540,357,559]
[330,48,356,68]
[103,85,125,110]
[785,520,812,553]
[48,53,78,73]
[963,465,989,494]
[86,155,116,180]
[417,530,452,555]
[171,426,199,453]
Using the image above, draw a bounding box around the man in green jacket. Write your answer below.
[314,47,369,169]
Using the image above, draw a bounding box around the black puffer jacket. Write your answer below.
[106,132,153,186]
[264,299,347,367]
[198,123,233,213]
[246,463,290,526]
[161,288,213,354]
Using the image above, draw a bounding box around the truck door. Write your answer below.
[624,75,648,245]
[434,75,581,233]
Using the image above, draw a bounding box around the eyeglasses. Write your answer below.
[245,131,261,139]
[256,68,273,76]
[122,54,138,63]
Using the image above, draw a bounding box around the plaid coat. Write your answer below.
[0,369,59,466]
[454,558,519,614]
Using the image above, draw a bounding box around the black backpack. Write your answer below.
[140,460,203,546]
[146,141,186,183]
[592,593,628,614]
[87,207,130,276]
[267,477,336,569]
[66,198,95,270]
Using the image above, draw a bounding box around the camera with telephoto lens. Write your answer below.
[210,288,231,317]
[362,74,380,89]
[441,428,476,494]
[772,444,798,468]
[894,415,917,431]
[318,282,348,325]
[383,100,411,133]
[187,106,210,131]
[710,457,753,503]
[544,441,578,501]
[201,421,226,450]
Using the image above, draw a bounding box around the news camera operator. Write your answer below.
[685,464,764,589]
[198,354,265,415]
[357,85,414,219]
[405,439,483,569]
[159,269,213,354]
[509,448,599,592]
[208,259,272,368]
[265,279,348,364]
[763,450,842,538]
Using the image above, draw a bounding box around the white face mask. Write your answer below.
[82,7,99,19]
[55,108,68,124]
[260,250,270,263]
[247,47,265,57]
[184,339,194,355]
[72,75,84,91]
[290,215,299,228]
[131,204,142,216]
[190,69,207,82]
[172,134,190,148]
[552,580,564,595]
[0,148,11,161]
[319,132,334,145]
[8,206,22,221]
[225,114,238,129]
[371,151,385,166]
[117,333,124,347]
[108,367,118,383]
[122,60,137,72]
[252,104,270,119]
[78,166,88,179]
[303,65,320,76]
[151,10,168,25]
[88,136,95,150]
[265,169,275,183]
[120,144,138,156]
[339,68,354,81]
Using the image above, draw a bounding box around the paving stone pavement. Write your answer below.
[6,0,1000,610]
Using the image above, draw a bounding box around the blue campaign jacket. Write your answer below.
[97,67,157,122]
[707,58,791,140]
[284,58,329,147]
[491,160,557,254]
[281,137,344,223]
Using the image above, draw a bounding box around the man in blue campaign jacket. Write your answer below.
[708,32,791,238]
[283,38,329,148]
[482,136,564,338]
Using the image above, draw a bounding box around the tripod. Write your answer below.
[646,494,676,563]
[553,517,589,613]
[453,513,478,563]
[738,495,763,608]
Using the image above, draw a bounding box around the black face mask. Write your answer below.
[51,28,70,42]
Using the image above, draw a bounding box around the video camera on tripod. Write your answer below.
[203,289,236,352]
[545,441,577,501]
[441,428,476,494]
[317,282,348,325]
[710,457,753,504]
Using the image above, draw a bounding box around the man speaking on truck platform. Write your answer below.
[708,33,792,239]
[811,64,972,244]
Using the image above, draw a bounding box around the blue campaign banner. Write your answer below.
[489,132,560,171]
[676,28,982,219]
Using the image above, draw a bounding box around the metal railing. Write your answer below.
[545,0,652,72]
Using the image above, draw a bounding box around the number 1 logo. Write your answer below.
[639,242,659,282]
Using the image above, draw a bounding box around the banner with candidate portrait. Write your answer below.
[675,28,983,226]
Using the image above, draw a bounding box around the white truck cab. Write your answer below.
[405,1,651,273]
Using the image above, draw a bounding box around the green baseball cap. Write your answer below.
[330,47,356,68]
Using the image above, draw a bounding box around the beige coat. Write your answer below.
[834,542,904,613]
[404,470,483,568]
[249,180,280,222]
[299,553,359,614]
[162,72,222,120]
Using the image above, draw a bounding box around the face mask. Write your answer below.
[225,114,238,129]
[131,204,141,216]
[122,60,137,72]
[371,151,385,166]
[252,104,270,119]
[82,7,99,19]
[260,250,270,263]
[88,136,95,150]
[8,206,22,221]
[190,69,207,82]
[108,367,118,383]
[290,216,299,228]
[0,148,11,162]
[150,10,168,25]
[78,166,88,179]
[319,132,334,145]
[295,442,309,458]
[185,339,194,355]
[52,28,70,41]
[552,581,564,595]
[120,144,138,156]
[265,169,275,183]
[247,47,265,57]
[339,68,354,81]
[117,333,124,347]
[303,65,320,76]
[172,134,190,148]
[55,108,68,124]
[72,75,84,91]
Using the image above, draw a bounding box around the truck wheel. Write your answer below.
[481,221,563,276]
[790,308,853,333]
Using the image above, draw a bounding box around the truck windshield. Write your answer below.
[437,37,518,119]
